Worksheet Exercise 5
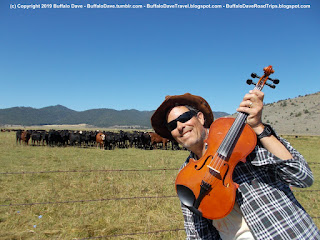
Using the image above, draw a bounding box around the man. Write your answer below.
[151,91,320,240]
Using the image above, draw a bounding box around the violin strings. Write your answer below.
[202,82,265,191]
[203,112,247,188]
[195,75,271,210]
[219,114,245,158]
[203,153,224,187]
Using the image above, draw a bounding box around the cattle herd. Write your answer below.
[9,129,181,150]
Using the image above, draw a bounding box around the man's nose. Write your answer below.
[176,121,184,132]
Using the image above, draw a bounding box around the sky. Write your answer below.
[0,0,319,115]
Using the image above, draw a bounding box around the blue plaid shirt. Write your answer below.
[180,128,320,240]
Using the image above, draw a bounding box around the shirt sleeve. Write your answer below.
[250,126,314,188]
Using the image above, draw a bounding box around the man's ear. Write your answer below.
[197,112,205,126]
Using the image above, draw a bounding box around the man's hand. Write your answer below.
[237,89,292,160]
[237,89,264,134]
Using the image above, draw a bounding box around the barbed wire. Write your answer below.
[2,192,319,238]
[1,165,319,239]
[292,190,320,192]
[0,168,179,175]
[1,162,319,175]
[76,228,185,240]
[2,190,320,207]
[1,195,177,207]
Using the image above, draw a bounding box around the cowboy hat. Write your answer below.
[151,93,214,140]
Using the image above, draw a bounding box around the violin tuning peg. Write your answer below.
[251,73,260,78]
[268,77,280,84]
[266,82,276,89]
[246,79,257,86]
[273,79,280,84]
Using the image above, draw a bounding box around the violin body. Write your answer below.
[175,117,256,220]
[175,66,277,220]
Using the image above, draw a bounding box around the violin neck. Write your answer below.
[217,107,253,160]
[217,86,264,159]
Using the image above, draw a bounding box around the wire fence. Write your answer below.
[1,191,319,208]
[0,195,177,207]
[1,163,319,238]
[0,162,319,175]
[76,228,185,240]
[0,168,178,175]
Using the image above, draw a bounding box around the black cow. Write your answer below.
[40,131,48,145]
[31,131,42,145]
[139,132,151,150]
[16,129,22,144]
[48,130,63,146]
[105,132,118,150]
[69,131,81,147]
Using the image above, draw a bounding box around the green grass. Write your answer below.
[280,135,320,223]
[0,132,319,239]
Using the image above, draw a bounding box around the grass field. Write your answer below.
[0,132,319,239]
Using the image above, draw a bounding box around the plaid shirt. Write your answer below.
[180,128,320,240]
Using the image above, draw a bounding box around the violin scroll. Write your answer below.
[246,65,280,90]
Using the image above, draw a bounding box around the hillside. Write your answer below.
[261,92,320,135]
[228,91,320,135]
[0,105,229,129]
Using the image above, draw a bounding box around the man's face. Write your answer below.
[167,106,206,151]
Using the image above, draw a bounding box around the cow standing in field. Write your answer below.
[149,132,169,150]
[128,131,139,148]
[31,131,42,146]
[60,130,70,146]
[118,130,129,148]
[104,132,116,150]
[16,130,22,144]
[96,132,105,149]
[69,131,81,147]
[89,131,97,147]
[48,130,62,146]
[139,132,151,149]
[40,131,48,146]
[20,130,31,145]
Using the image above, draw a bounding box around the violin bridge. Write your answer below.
[207,165,222,180]
[207,165,220,174]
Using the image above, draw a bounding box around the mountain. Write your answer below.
[0,105,230,128]
[2,91,318,134]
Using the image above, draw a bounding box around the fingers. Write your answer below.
[238,90,263,111]
[236,90,264,128]
[242,90,264,102]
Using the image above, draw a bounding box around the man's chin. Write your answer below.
[180,139,195,150]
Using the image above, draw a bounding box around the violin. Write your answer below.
[175,65,279,220]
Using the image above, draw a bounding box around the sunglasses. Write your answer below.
[166,110,197,132]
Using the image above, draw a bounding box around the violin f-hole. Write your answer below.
[222,163,230,187]
[194,155,212,170]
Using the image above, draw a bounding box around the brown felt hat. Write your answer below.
[151,93,214,140]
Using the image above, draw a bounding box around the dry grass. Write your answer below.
[0,132,319,239]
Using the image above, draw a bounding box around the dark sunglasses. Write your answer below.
[166,110,197,132]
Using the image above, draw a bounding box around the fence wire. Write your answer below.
[1,165,319,238]
[0,168,178,175]
[76,228,185,239]
[0,195,177,207]
[1,190,319,207]
[0,162,318,175]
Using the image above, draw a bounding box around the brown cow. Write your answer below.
[20,130,31,145]
[149,132,169,150]
[96,132,105,149]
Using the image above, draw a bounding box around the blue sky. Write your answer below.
[0,0,319,114]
